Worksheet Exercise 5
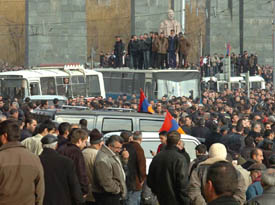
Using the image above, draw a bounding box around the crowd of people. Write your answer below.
[0,73,275,204]
[99,30,191,70]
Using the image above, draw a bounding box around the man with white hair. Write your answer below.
[246,168,275,204]
[187,143,246,205]
[39,134,84,205]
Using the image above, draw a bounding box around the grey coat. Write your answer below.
[93,144,127,199]
[187,157,246,205]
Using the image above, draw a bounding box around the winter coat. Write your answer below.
[147,145,190,205]
[168,35,178,51]
[0,142,44,205]
[246,181,263,201]
[208,196,240,205]
[39,148,84,205]
[123,141,146,191]
[178,35,191,55]
[58,142,89,195]
[129,40,140,55]
[82,147,99,202]
[152,38,159,52]
[156,37,168,54]
[187,157,246,205]
[21,133,44,155]
[246,186,275,205]
[114,40,125,56]
[93,144,127,199]
[20,128,33,141]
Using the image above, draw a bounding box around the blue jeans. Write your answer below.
[168,50,177,68]
[126,190,141,205]
[143,51,150,69]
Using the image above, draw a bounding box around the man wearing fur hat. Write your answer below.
[187,143,246,205]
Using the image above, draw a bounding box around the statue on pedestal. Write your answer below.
[159,9,181,36]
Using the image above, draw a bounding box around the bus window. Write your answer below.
[30,82,40,95]
[1,79,28,100]
[40,77,56,95]
[121,73,133,94]
[133,73,145,94]
[72,76,86,97]
[87,75,101,97]
[57,77,72,97]
[251,82,261,89]
[110,73,122,93]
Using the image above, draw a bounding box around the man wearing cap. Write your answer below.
[246,163,266,200]
[82,129,104,205]
[39,134,84,205]
[187,143,246,205]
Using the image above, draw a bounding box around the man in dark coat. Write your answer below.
[58,128,89,196]
[114,36,125,68]
[40,134,84,205]
[20,118,37,141]
[147,131,190,205]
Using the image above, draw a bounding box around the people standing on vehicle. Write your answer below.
[168,29,178,69]
[114,36,125,68]
[0,120,44,205]
[93,135,127,205]
[151,32,159,69]
[82,129,104,205]
[58,128,89,196]
[128,35,139,70]
[20,118,37,141]
[39,134,85,205]
[142,33,151,70]
[147,131,190,205]
[178,32,191,68]
[157,32,168,69]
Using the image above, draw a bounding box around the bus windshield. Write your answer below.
[154,71,200,99]
[0,79,29,100]
[157,78,199,99]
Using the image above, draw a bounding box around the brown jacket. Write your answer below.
[0,142,44,205]
[152,38,159,52]
[130,142,146,190]
[157,37,168,54]
[178,36,191,55]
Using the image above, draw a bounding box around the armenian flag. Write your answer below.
[138,89,154,114]
[159,111,185,134]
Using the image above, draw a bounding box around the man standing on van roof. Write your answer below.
[147,131,190,205]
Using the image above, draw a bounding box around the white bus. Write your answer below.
[95,68,201,100]
[203,75,266,92]
[0,64,105,101]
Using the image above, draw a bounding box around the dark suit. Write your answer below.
[39,148,84,205]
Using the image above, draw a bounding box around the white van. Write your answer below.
[103,132,201,173]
